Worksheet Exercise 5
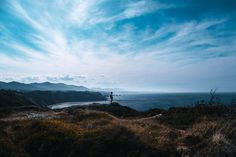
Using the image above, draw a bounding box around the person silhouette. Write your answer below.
[110,92,113,104]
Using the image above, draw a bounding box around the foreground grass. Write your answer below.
[0,115,172,157]
[0,104,236,157]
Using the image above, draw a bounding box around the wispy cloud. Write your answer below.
[138,19,236,61]
[0,0,236,91]
[68,0,166,26]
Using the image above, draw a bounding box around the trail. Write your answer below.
[136,114,162,121]
[0,111,67,122]
[0,109,162,122]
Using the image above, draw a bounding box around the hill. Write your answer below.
[0,90,36,108]
[0,91,235,157]
[0,90,106,107]
[0,81,88,91]
[0,102,235,157]
[68,102,165,118]
[0,81,39,91]
[0,90,44,118]
[23,91,106,106]
[30,82,88,91]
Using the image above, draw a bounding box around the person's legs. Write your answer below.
[110,97,113,104]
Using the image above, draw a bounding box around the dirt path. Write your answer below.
[0,111,67,122]
[136,114,162,121]
[0,109,163,123]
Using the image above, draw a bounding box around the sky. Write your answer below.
[0,0,236,92]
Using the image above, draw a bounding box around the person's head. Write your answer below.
[111,92,113,94]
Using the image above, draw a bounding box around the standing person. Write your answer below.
[110,92,113,104]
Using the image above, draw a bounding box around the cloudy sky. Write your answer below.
[0,0,236,92]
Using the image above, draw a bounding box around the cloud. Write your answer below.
[5,75,88,85]
[121,0,165,19]
[69,0,103,26]
[21,76,41,82]
[69,0,168,26]
[0,0,236,91]
[138,19,236,61]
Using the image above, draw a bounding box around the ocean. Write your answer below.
[51,93,236,111]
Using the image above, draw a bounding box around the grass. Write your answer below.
[0,103,235,157]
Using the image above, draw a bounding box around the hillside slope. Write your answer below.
[23,91,106,106]
[0,90,36,108]
[1,103,235,157]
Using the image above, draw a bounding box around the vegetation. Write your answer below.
[0,90,235,157]
[0,90,106,108]
[67,102,165,118]
[0,114,177,157]
[0,90,44,118]
[0,90,36,108]
[158,104,232,129]
[23,91,106,106]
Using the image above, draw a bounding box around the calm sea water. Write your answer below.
[51,93,236,111]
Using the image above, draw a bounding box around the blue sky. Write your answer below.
[0,0,236,92]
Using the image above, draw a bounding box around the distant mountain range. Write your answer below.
[0,81,89,91]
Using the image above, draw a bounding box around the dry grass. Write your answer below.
[175,118,236,157]
[212,133,227,144]
[1,107,236,157]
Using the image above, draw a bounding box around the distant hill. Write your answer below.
[23,91,106,106]
[0,81,39,91]
[0,90,106,108]
[0,81,88,91]
[30,82,88,91]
